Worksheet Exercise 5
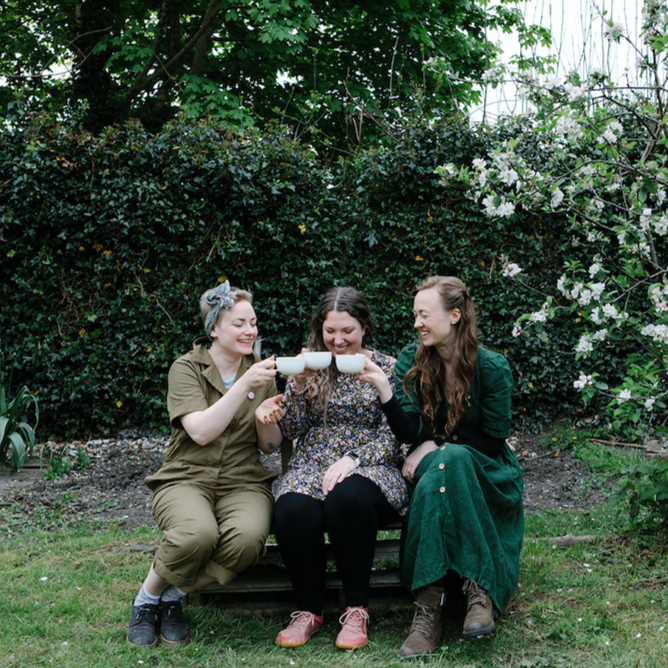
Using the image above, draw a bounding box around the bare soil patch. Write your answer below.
[0,431,610,532]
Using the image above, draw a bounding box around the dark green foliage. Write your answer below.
[0,112,623,436]
[1,0,523,147]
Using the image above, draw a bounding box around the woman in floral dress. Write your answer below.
[265,287,409,650]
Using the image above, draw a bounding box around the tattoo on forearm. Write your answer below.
[266,442,277,451]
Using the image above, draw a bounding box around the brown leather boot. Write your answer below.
[398,586,445,658]
[462,579,498,638]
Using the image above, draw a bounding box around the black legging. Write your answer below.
[274,475,399,615]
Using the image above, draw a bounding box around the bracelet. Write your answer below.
[345,451,361,467]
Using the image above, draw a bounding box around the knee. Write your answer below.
[217,524,267,570]
[164,519,219,556]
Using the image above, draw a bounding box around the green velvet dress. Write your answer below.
[394,343,524,611]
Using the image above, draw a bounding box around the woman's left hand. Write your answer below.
[255,395,285,425]
[356,358,393,403]
[322,456,357,496]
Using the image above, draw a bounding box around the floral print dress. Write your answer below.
[276,350,409,515]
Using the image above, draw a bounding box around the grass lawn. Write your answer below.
[1,440,667,667]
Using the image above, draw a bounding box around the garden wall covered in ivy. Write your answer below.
[0,113,616,436]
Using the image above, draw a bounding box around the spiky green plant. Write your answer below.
[0,375,39,472]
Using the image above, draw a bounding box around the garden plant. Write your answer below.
[0,373,39,472]
[434,0,668,529]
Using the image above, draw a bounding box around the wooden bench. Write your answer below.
[190,441,411,609]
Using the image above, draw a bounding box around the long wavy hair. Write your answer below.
[303,287,374,415]
[403,276,478,438]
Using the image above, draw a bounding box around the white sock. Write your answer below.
[133,582,161,607]
[161,585,187,603]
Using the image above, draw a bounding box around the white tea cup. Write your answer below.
[335,353,366,374]
[303,351,332,370]
[275,357,306,375]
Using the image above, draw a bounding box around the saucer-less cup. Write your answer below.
[335,353,366,374]
[275,357,306,375]
[303,351,332,370]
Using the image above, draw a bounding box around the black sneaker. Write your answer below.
[159,599,191,646]
[127,599,158,647]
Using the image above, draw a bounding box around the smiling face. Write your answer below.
[322,310,366,357]
[413,286,460,350]
[209,299,258,357]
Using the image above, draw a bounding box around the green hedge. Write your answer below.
[0,113,618,436]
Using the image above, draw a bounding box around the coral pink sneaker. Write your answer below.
[335,606,369,649]
[275,611,324,647]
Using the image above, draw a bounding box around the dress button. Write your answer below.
[452,434,458,441]
[439,486,446,493]
[439,463,445,470]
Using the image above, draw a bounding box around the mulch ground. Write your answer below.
[0,431,610,533]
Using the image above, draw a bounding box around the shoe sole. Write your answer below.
[335,639,368,650]
[462,609,500,639]
[126,635,158,648]
[161,633,191,646]
[276,626,322,647]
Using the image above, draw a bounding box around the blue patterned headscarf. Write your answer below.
[204,280,237,336]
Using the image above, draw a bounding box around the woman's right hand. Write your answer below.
[402,440,439,483]
[242,356,278,390]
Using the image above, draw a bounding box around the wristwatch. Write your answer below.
[345,451,361,467]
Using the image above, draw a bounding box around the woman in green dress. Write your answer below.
[359,275,524,658]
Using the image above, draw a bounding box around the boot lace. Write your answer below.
[463,579,487,609]
[409,601,439,637]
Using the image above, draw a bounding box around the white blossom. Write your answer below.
[602,303,619,319]
[608,120,624,135]
[617,389,632,403]
[604,21,625,42]
[588,263,601,278]
[603,128,618,143]
[566,85,585,101]
[570,283,584,300]
[645,397,656,410]
[590,283,606,300]
[472,158,486,170]
[498,167,519,186]
[635,241,651,258]
[578,289,593,306]
[496,201,515,217]
[592,328,608,341]
[482,195,497,216]
[551,188,565,208]
[575,335,594,355]
[512,325,522,338]
[639,208,652,232]
[555,115,584,142]
[641,323,668,343]
[650,285,668,313]
[573,374,593,389]
[502,262,523,278]
[529,302,549,322]
[557,275,568,296]
[591,306,602,324]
